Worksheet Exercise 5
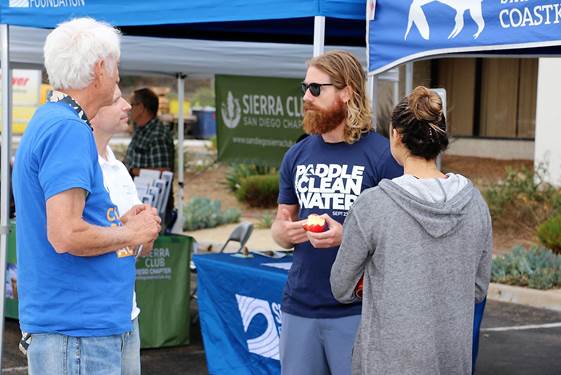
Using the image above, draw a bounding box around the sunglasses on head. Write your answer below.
[300,82,334,97]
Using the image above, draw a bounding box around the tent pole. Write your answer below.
[0,23,12,370]
[405,62,413,94]
[368,75,378,132]
[172,73,186,234]
[313,16,325,57]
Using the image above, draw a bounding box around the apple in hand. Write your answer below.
[302,214,326,233]
[354,276,364,299]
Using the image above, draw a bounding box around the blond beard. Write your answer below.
[303,99,347,135]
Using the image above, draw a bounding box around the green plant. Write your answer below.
[483,164,561,230]
[183,197,241,231]
[256,212,275,229]
[222,207,242,224]
[235,175,279,208]
[192,87,215,108]
[209,135,217,151]
[225,163,277,192]
[537,214,561,254]
[491,245,561,289]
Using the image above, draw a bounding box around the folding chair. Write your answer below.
[190,222,254,324]
[219,222,254,253]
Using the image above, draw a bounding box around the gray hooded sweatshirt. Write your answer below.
[330,174,492,375]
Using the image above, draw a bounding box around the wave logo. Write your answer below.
[221,91,241,129]
[405,0,485,40]
[235,294,282,360]
[9,0,29,7]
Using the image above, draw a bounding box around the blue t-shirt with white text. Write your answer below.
[12,102,135,336]
[278,132,403,318]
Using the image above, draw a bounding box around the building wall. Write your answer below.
[433,57,538,140]
[535,58,561,186]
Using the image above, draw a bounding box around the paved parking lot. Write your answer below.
[478,301,561,375]
[2,300,561,374]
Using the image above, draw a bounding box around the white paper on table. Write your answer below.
[262,262,292,271]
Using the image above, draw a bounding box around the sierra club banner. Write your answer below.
[216,75,304,167]
[135,234,192,348]
[368,0,561,74]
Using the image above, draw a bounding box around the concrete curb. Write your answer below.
[488,283,561,312]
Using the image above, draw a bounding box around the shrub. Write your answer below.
[483,165,561,230]
[236,175,279,208]
[256,211,275,229]
[183,197,241,231]
[225,163,277,192]
[209,135,217,151]
[192,87,215,108]
[491,246,561,289]
[537,214,561,254]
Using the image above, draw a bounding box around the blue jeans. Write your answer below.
[27,318,140,375]
[280,312,360,375]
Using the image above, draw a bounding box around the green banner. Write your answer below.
[216,74,305,167]
[5,220,18,319]
[4,226,193,348]
[135,234,192,348]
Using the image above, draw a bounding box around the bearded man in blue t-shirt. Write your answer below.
[12,18,161,375]
[272,51,403,375]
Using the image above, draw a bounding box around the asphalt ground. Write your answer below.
[1,300,560,374]
[477,301,561,375]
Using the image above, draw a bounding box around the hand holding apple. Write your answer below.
[302,214,326,233]
[275,208,309,246]
[305,214,343,248]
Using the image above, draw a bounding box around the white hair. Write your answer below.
[44,17,121,90]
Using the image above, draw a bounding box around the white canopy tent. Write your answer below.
[7,25,376,77]
[2,24,397,230]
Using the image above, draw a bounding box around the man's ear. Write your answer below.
[340,85,352,104]
[93,60,104,88]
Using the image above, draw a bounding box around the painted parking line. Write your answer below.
[2,366,28,373]
[482,322,561,332]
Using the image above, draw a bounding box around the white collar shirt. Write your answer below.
[99,145,142,320]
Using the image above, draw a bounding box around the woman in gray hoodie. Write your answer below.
[330,86,492,375]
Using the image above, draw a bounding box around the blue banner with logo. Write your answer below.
[0,0,364,28]
[193,253,290,375]
[368,0,561,74]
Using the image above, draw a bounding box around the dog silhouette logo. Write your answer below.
[405,0,485,40]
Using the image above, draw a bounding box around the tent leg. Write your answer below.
[313,16,325,57]
[405,62,413,94]
[0,23,12,370]
[368,75,378,132]
[172,73,186,234]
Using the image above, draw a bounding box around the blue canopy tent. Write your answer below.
[367,0,561,75]
[366,0,561,98]
[0,0,371,367]
[364,0,561,110]
[366,0,561,178]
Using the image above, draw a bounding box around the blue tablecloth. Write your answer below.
[193,252,486,375]
[193,253,290,375]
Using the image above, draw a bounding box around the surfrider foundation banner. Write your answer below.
[216,75,304,167]
[193,253,289,375]
[368,0,561,74]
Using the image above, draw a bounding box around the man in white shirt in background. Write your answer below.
[91,86,155,375]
